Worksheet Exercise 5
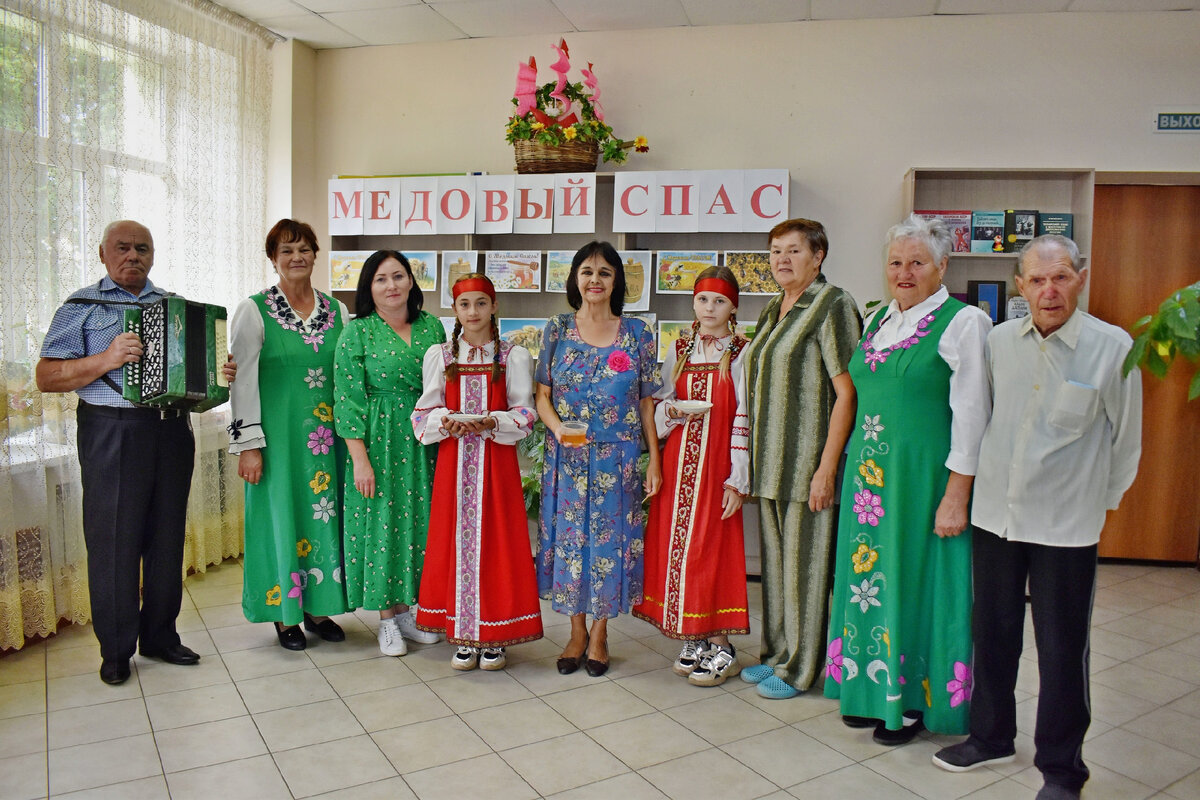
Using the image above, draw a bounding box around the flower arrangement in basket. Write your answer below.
[504,39,648,173]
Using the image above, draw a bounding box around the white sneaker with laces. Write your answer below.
[451,646,479,670]
[396,609,440,644]
[378,617,407,657]
[479,647,506,671]
[673,640,709,676]
[688,645,740,686]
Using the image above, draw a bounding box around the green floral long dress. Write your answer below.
[239,287,349,624]
[334,311,444,610]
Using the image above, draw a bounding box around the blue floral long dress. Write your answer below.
[536,313,661,619]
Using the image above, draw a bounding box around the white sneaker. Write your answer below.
[673,640,708,676]
[479,647,506,671]
[451,646,479,670]
[378,617,407,656]
[688,645,740,687]
[396,609,440,644]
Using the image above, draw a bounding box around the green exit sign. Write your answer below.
[1156,112,1200,132]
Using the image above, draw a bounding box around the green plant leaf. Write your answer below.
[1130,314,1152,332]
[1190,369,1200,402]
[1123,336,1149,376]
[1145,346,1169,379]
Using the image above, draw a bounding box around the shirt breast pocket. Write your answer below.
[1048,381,1099,434]
[82,308,121,353]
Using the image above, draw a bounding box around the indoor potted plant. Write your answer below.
[504,39,648,174]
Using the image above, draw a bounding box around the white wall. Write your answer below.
[292,10,1200,304]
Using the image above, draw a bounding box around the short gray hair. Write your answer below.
[1017,234,1081,274]
[885,214,952,266]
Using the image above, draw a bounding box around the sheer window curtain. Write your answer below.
[0,0,275,650]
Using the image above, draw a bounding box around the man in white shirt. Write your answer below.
[932,235,1142,800]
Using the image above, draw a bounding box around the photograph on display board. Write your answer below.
[330,251,375,291]
[723,251,778,296]
[618,250,652,312]
[439,316,457,340]
[484,250,542,292]
[404,251,437,292]
[440,251,479,308]
[736,321,758,341]
[498,318,548,359]
[628,313,656,361]
[656,250,719,294]
[967,280,1008,324]
[545,250,574,293]
[657,320,691,362]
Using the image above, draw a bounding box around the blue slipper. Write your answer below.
[757,675,800,699]
[740,664,775,684]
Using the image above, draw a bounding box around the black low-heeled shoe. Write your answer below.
[584,658,609,677]
[275,622,307,650]
[303,613,345,642]
[556,636,588,675]
[873,713,924,746]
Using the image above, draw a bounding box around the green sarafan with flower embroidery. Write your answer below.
[824,298,974,735]
[241,289,350,625]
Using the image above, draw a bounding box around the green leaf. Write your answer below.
[1130,314,1152,332]
[1123,336,1149,376]
[1164,306,1197,340]
[1190,370,1200,402]
[1145,346,1169,379]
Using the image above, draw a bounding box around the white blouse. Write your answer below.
[227,289,351,455]
[653,334,751,495]
[411,338,536,446]
[864,286,992,476]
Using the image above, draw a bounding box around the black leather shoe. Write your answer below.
[303,613,345,642]
[842,715,877,729]
[140,643,200,665]
[556,636,588,675]
[873,713,924,745]
[584,658,609,677]
[100,658,131,685]
[275,623,307,650]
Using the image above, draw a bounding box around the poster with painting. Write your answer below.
[657,320,692,362]
[618,250,652,312]
[544,250,574,293]
[656,250,719,294]
[330,251,375,291]
[499,318,548,359]
[440,250,479,308]
[485,250,542,292]
[736,321,758,340]
[439,316,457,340]
[723,251,777,296]
[403,250,437,292]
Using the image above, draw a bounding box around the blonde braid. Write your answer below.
[672,319,700,384]
[490,316,501,381]
[718,310,738,382]
[445,319,463,380]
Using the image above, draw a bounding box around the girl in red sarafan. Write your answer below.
[634,266,751,686]
[411,273,543,671]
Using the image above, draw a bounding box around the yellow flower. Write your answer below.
[859,459,884,487]
[313,402,333,422]
[563,125,577,140]
[309,470,331,494]
[296,539,312,558]
[531,121,546,131]
[633,135,649,152]
[266,585,282,606]
[852,543,878,574]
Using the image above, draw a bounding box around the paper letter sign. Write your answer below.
[329,178,364,235]
[699,170,742,233]
[554,173,597,234]
[362,177,400,236]
[743,169,788,231]
[437,175,476,235]
[475,175,515,234]
[613,172,656,232]
[401,176,438,235]
[656,171,698,233]
[514,175,554,234]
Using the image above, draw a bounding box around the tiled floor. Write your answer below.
[2,560,1199,799]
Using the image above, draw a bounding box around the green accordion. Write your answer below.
[123,296,229,412]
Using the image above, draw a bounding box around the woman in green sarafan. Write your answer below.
[825,215,992,745]
[229,219,350,651]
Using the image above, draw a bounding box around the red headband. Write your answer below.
[693,277,738,306]
[452,276,496,301]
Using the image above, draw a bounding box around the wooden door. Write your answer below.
[1091,184,1200,562]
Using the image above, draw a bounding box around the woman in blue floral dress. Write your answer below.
[536,241,662,677]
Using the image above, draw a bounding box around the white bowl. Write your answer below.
[674,400,712,415]
[446,413,487,423]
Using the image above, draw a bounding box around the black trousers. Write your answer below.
[970,526,1096,792]
[76,402,195,661]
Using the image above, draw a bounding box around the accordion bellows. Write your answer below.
[124,297,229,412]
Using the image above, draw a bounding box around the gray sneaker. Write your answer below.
[396,609,441,644]
[479,647,507,671]
[688,645,740,686]
[932,739,1016,772]
[673,640,708,676]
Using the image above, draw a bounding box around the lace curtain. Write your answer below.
[0,0,275,650]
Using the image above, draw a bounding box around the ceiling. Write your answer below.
[211,0,1200,49]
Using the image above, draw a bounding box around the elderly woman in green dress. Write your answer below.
[739,218,862,699]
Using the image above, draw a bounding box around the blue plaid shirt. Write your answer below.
[40,275,168,408]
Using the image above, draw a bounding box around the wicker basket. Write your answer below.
[514,138,599,174]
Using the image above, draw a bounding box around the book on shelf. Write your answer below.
[1038,212,1074,240]
[915,210,972,252]
[1004,209,1039,253]
[971,211,1006,253]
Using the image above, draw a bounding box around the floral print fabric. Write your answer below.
[535,314,661,618]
